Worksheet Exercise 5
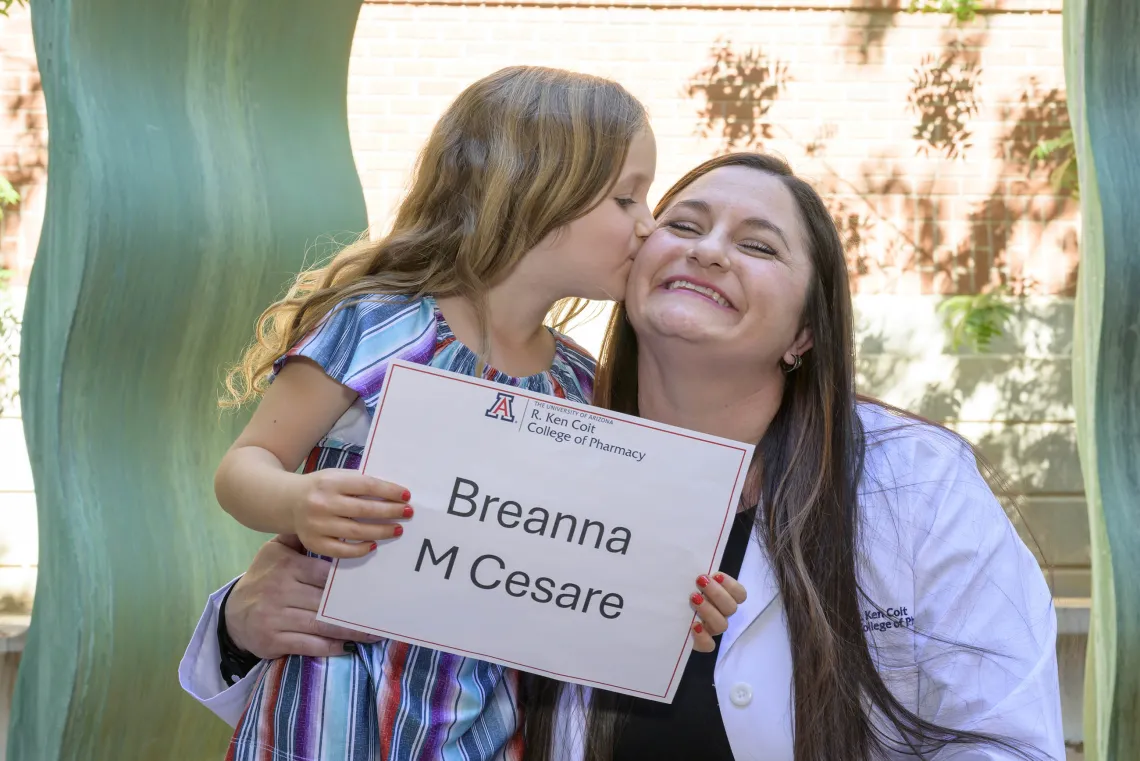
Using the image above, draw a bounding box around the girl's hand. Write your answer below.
[689,572,748,653]
[291,470,413,558]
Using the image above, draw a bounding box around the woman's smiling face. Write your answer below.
[625,165,815,367]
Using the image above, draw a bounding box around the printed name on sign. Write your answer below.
[317,360,754,702]
[414,538,626,620]
[405,475,632,620]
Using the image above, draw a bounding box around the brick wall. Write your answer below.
[2,2,1076,293]
[339,0,1085,620]
[0,5,40,615]
[0,6,44,282]
[346,0,1075,297]
[0,1,1082,607]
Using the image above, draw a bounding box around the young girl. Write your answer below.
[213,66,663,761]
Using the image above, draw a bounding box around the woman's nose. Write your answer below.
[690,238,730,268]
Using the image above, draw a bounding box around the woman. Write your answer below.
[522,153,1062,760]
[181,153,1063,760]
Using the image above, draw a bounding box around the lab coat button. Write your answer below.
[729,682,752,707]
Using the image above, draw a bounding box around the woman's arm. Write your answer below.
[178,535,381,726]
[215,358,411,557]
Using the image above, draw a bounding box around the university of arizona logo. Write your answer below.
[485,391,516,422]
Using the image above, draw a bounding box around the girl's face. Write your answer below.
[521,127,657,302]
[626,165,815,368]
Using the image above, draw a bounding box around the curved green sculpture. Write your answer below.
[1066,1,1140,759]
[11,1,367,758]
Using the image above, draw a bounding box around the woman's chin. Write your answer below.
[635,306,723,345]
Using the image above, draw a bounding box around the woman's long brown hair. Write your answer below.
[522,153,1040,760]
[221,66,647,407]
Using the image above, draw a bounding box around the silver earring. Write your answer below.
[781,354,802,373]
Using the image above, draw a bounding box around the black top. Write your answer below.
[612,508,757,761]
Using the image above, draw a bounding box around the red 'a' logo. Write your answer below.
[484,392,516,422]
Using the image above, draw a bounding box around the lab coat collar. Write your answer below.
[719,536,779,658]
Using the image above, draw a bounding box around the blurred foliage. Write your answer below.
[938,288,1016,352]
[1033,128,1080,199]
[907,0,982,22]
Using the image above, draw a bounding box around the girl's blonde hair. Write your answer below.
[222,65,648,407]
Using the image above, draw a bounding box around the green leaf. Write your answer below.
[1031,127,1080,197]
[0,176,20,207]
[906,0,980,22]
[937,291,1016,352]
[0,0,27,17]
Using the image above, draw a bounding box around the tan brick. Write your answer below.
[415,79,466,98]
[351,95,391,116]
[393,58,437,78]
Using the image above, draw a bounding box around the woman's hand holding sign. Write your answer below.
[290,470,415,559]
[690,572,748,652]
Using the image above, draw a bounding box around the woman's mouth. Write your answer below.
[661,278,734,309]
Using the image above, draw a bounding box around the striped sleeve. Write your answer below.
[551,330,597,404]
[273,296,437,410]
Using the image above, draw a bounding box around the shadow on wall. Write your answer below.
[843,0,904,65]
[851,298,1083,578]
[907,38,984,161]
[682,24,1078,298]
[685,40,791,155]
[854,68,1077,297]
[679,27,1085,585]
[854,298,1075,417]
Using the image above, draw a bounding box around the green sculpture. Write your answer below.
[1066,1,1140,759]
[11,1,367,758]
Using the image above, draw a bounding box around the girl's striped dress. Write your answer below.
[227,295,596,761]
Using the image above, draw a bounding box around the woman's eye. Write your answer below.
[665,221,699,234]
[616,197,636,208]
[740,242,778,257]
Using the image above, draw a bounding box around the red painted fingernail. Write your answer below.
[713,573,725,584]
[690,593,704,606]
[401,490,411,502]
[402,505,414,518]
[393,525,404,537]
[697,575,710,588]
[693,622,704,634]
[370,542,378,552]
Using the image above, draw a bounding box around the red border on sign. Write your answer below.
[321,362,750,700]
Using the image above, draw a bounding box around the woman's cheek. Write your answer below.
[633,234,675,270]
[626,248,657,288]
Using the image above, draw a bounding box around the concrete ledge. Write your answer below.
[1,615,29,761]
[1055,597,1092,636]
[0,616,28,654]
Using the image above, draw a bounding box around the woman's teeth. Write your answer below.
[666,280,730,308]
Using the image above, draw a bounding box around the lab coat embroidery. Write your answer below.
[862,605,915,633]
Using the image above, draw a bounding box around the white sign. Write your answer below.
[317,360,754,702]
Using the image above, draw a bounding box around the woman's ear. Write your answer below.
[788,326,813,358]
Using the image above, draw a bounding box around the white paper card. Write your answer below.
[317,360,754,702]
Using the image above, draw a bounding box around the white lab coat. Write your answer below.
[180,404,1065,759]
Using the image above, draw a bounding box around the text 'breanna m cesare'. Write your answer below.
[413,476,633,620]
